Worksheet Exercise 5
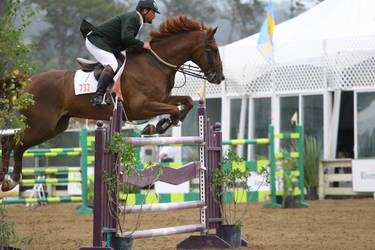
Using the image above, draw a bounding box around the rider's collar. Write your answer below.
[136,11,144,25]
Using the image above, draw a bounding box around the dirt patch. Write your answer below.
[5,199,375,250]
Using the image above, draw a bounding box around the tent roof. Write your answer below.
[220,0,375,88]
[224,0,375,49]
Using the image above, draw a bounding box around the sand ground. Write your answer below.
[4,198,375,250]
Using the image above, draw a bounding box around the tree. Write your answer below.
[220,0,266,43]
[28,0,128,71]
[160,0,217,24]
[0,0,36,136]
[287,0,323,19]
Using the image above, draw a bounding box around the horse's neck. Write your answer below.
[151,32,199,67]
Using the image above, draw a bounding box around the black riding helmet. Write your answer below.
[136,0,160,14]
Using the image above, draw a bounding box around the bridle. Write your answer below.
[147,31,221,89]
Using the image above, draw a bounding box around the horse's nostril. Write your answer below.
[222,75,225,80]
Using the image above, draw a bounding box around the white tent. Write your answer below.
[221,0,375,88]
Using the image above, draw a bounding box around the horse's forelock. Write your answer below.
[150,15,211,41]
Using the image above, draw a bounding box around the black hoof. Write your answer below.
[156,118,172,134]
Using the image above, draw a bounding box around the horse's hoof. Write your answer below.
[1,175,20,192]
[141,124,157,135]
[1,179,14,192]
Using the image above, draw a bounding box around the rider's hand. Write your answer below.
[143,42,151,50]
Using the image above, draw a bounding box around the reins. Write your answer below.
[147,44,210,89]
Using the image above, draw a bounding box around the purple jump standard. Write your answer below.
[79,100,248,249]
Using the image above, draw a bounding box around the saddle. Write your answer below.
[76,53,125,81]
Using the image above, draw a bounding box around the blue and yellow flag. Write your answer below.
[257,0,275,63]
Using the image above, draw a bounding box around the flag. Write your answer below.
[257,0,275,63]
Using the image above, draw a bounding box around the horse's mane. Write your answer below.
[150,15,213,41]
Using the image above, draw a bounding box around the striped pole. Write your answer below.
[76,127,93,214]
[263,125,281,208]
[9,167,81,175]
[297,125,309,208]
[0,196,82,205]
[20,178,81,184]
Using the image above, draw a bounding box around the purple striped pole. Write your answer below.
[121,200,205,214]
[122,224,205,239]
[124,136,203,146]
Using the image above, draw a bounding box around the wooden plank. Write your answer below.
[324,187,360,196]
[324,174,352,182]
[321,159,351,169]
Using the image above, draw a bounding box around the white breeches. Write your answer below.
[85,38,118,72]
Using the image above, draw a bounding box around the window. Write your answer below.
[357,92,375,158]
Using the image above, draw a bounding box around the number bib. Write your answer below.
[74,70,98,95]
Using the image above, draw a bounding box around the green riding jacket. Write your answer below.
[87,11,144,53]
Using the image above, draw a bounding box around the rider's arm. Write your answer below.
[120,14,144,52]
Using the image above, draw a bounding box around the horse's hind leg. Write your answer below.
[1,145,25,192]
[0,136,15,184]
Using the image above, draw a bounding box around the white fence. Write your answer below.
[318,159,375,200]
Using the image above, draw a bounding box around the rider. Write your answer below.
[85,0,160,106]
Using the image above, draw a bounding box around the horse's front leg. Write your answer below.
[165,95,194,124]
[138,101,181,135]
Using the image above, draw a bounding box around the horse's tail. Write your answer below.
[0,74,29,97]
[0,75,30,111]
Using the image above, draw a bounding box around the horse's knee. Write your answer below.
[170,108,181,125]
[184,96,194,110]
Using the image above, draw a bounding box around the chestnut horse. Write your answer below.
[0,16,224,191]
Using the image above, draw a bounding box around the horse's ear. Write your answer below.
[212,27,218,35]
[201,19,205,30]
[208,27,218,39]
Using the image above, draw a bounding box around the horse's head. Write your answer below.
[191,26,224,85]
[149,16,224,84]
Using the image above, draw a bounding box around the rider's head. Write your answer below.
[136,0,160,24]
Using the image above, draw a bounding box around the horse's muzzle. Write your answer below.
[207,72,225,84]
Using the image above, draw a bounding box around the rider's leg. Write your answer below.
[91,66,115,106]
[85,38,118,106]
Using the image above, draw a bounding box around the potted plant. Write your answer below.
[106,132,162,250]
[280,155,299,208]
[303,135,322,200]
[210,149,269,247]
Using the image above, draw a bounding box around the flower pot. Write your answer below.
[306,186,318,200]
[110,236,133,250]
[283,195,296,208]
[221,224,242,248]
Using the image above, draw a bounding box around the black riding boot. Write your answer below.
[91,66,115,106]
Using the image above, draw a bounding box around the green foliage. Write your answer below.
[210,149,269,225]
[280,147,299,197]
[107,132,162,234]
[304,135,322,187]
[0,0,36,137]
[0,205,44,248]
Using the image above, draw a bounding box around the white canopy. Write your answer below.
[221,0,375,88]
